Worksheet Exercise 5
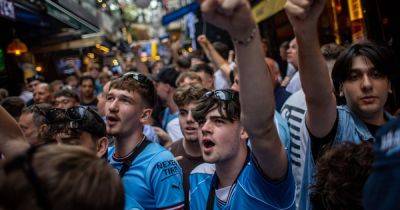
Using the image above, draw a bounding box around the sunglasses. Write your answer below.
[202,90,239,101]
[43,106,102,124]
[122,72,153,89]
[4,145,51,210]
[37,106,106,138]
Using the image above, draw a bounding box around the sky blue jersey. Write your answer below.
[189,154,295,210]
[108,142,185,210]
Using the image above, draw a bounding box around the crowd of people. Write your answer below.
[1,0,400,209]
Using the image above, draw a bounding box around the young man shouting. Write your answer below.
[105,72,185,210]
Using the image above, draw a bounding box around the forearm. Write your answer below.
[296,30,334,106]
[295,29,337,136]
[235,29,287,179]
[235,29,275,137]
[207,45,230,78]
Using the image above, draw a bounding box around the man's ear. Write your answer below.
[96,137,109,158]
[240,127,249,141]
[139,108,153,124]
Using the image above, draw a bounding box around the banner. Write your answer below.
[252,0,286,23]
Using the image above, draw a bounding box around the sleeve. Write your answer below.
[166,118,184,142]
[309,110,339,161]
[147,150,185,209]
[241,154,295,209]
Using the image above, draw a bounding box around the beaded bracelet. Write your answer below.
[232,27,258,46]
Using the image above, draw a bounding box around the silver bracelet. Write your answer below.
[232,27,257,46]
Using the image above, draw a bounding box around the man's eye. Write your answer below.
[370,70,384,79]
[347,72,360,80]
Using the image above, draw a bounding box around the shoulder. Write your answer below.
[189,163,215,195]
[191,163,216,175]
[146,143,177,163]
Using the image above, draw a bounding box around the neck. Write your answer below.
[360,109,387,126]
[82,95,95,103]
[114,127,144,157]
[167,96,178,113]
[215,145,248,188]
[182,139,202,157]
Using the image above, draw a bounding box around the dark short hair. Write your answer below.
[53,89,80,103]
[280,41,289,50]
[212,42,229,60]
[321,43,346,60]
[79,76,95,86]
[332,41,397,96]
[1,97,26,120]
[109,74,156,108]
[155,67,180,88]
[21,103,52,128]
[177,56,191,69]
[192,63,214,77]
[192,89,240,124]
[311,141,374,210]
[26,74,45,84]
[173,84,208,108]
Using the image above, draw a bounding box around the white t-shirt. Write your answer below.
[280,90,309,209]
[286,71,302,94]
[166,117,184,142]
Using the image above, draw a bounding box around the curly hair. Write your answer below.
[173,84,208,108]
[310,141,374,210]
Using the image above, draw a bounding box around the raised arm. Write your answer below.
[0,106,29,158]
[198,35,231,79]
[201,0,287,179]
[285,0,337,137]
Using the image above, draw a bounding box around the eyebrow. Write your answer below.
[119,95,134,102]
[208,116,229,121]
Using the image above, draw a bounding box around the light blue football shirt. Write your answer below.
[108,142,185,210]
[189,154,295,210]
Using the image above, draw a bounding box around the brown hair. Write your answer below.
[192,89,240,124]
[109,75,156,108]
[173,84,208,108]
[0,144,124,210]
[175,72,202,87]
[311,141,374,210]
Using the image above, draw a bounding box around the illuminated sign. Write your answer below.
[347,0,364,21]
[252,0,286,23]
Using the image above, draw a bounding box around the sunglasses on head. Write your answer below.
[42,106,102,124]
[36,106,106,138]
[122,72,153,89]
[202,90,239,101]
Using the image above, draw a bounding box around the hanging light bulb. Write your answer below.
[7,38,28,56]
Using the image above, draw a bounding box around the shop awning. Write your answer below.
[31,35,103,53]
[44,0,99,33]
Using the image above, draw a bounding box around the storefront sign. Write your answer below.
[252,0,286,23]
[347,0,363,21]
[0,0,15,20]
